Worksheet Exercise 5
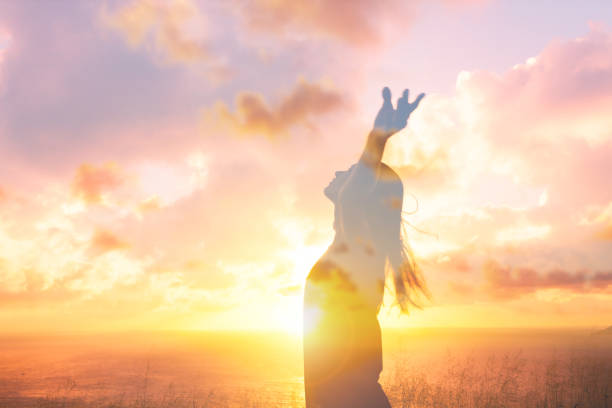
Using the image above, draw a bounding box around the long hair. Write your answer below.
[370,163,429,313]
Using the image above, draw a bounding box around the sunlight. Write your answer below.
[303,304,321,336]
[274,215,331,282]
[286,243,326,280]
[277,308,304,335]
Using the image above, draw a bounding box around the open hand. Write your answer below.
[373,86,425,139]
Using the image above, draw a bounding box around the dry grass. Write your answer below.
[3,350,609,408]
[385,350,611,408]
[1,331,610,408]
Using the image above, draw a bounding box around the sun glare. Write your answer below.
[303,304,321,336]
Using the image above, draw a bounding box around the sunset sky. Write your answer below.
[1,0,611,333]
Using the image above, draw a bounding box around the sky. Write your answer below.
[0,0,611,333]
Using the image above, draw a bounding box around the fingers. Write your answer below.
[382,87,391,102]
[410,92,426,110]
[398,89,408,110]
[375,86,394,131]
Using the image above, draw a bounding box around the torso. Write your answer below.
[306,237,387,313]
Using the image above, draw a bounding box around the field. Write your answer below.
[0,329,609,408]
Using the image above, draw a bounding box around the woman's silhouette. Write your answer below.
[303,87,428,407]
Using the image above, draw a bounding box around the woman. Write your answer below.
[303,87,429,407]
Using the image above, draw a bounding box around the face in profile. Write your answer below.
[324,168,352,202]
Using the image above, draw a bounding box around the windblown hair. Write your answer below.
[370,164,429,313]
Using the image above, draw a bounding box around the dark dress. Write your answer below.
[303,162,392,408]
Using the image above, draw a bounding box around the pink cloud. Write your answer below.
[482,260,612,300]
[594,225,612,241]
[416,24,612,222]
[457,23,612,166]
[102,0,233,82]
[232,0,486,47]
[72,162,124,204]
[208,79,346,139]
[90,229,130,254]
[385,25,612,314]
[138,196,161,213]
[441,26,612,241]
[104,0,212,62]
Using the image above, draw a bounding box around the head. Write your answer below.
[323,164,356,203]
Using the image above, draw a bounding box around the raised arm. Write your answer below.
[342,87,425,197]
